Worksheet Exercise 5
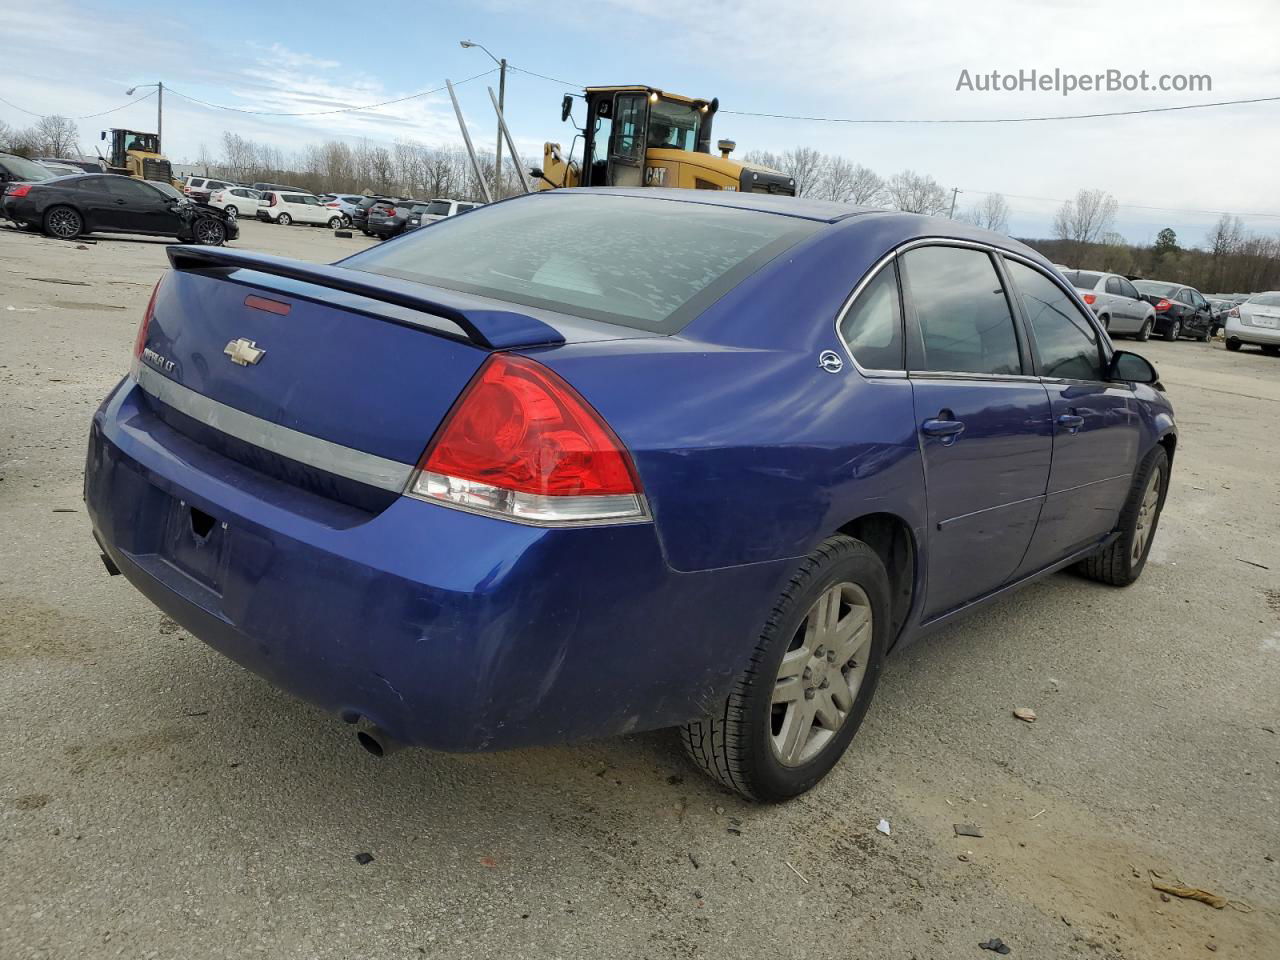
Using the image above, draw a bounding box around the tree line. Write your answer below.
[0,115,81,159]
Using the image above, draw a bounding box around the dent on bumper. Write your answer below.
[86,379,792,751]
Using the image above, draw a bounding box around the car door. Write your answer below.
[607,92,648,188]
[72,176,120,231]
[1116,276,1148,331]
[900,243,1053,620]
[1103,276,1140,333]
[1003,258,1140,574]
[299,195,325,224]
[105,177,175,234]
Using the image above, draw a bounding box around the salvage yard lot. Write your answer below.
[1,220,1277,959]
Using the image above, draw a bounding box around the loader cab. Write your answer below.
[579,86,717,188]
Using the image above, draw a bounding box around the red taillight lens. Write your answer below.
[268,194,277,206]
[9,184,32,198]
[325,202,340,207]
[409,353,646,524]
[1082,293,1096,305]
[129,279,162,377]
[1155,298,1172,312]
[1228,306,1239,317]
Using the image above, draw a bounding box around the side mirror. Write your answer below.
[100,131,106,141]
[561,94,573,123]
[1109,350,1159,385]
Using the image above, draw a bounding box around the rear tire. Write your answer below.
[1099,314,1111,332]
[1075,445,1170,587]
[681,535,890,802]
[276,213,292,226]
[1163,319,1181,342]
[1225,338,1242,352]
[43,205,83,240]
[1263,345,1280,357]
[327,216,342,229]
[224,205,239,220]
[1136,318,1153,342]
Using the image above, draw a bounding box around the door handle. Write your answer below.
[1056,413,1084,433]
[114,199,126,204]
[922,418,966,439]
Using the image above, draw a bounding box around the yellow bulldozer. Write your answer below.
[534,86,796,196]
[99,129,177,186]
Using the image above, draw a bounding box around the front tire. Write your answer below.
[276,213,292,226]
[192,217,226,246]
[681,535,890,802]
[1163,319,1181,342]
[43,206,83,240]
[327,216,342,229]
[1263,345,1280,357]
[1075,445,1170,587]
[224,205,238,220]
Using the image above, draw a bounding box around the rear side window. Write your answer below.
[839,264,903,371]
[346,194,819,332]
[283,194,305,203]
[1005,260,1105,381]
[902,246,1022,376]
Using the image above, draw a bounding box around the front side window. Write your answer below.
[106,177,160,201]
[839,264,903,371]
[1005,260,1105,381]
[346,193,818,333]
[1119,278,1141,300]
[902,246,1022,376]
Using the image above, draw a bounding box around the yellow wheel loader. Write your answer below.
[535,86,795,196]
[99,129,178,187]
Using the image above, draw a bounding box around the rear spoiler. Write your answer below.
[166,246,565,350]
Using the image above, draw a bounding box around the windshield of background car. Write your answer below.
[648,99,701,151]
[1134,280,1177,296]
[346,194,820,333]
[2,155,55,181]
[150,181,183,201]
[1060,270,1101,288]
[1248,293,1280,307]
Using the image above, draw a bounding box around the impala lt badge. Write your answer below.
[224,338,266,366]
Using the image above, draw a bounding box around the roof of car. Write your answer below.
[559,187,875,222]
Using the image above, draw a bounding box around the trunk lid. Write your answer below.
[134,248,645,511]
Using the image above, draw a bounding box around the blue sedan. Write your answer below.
[84,188,1175,801]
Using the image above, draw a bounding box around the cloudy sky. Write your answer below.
[4,0,1278,243]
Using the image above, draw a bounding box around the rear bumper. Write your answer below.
[85,377,788,751]
[2,195,36,224]
[366,221,402,238]
[1225,315,1280,345]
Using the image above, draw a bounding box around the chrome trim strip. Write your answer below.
[133,365,415,492]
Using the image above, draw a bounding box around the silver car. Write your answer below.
[1060,269,1156,340]
[1224,291,1280,355]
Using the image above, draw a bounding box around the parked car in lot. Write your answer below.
[1131,280,1214,341]
[351,195,392,235]
[85,190,1175,801]
[320,194,365,226]
[1205,297,1235,334]
[2,173,236,244]
[37,159,89,177]
[183,176,236,204]
[36,156,104,173]
[405,197,482,231]
[256,190,345,228]
[365,198,426,239]
[207,186,262,220]
[0,152,57,193]
[1060,269,1157,339]
[1224,291,1280,354]
[251,181,310,195]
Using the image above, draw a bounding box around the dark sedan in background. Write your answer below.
[366,198,428,240]
[1131,280,1213,341]
[2,173,237,244]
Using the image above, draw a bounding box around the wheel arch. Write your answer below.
[836,512,917,644]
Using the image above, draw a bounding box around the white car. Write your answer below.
[208,186,262,220]
[256,191,345,228]
[1059,269,1157,339]
[1224,292,1280,355]
[405,198,482,230]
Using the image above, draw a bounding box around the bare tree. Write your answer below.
[963,192,1011,233]
[33,115,80,157]
[884,170,950,215]
[1052,188,1118,257]
[811,157,884,205]
[779,147,826,197]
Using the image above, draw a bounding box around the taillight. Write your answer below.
[129,279,162,378]
[325,202,340,207]
[1228,306,1240,317]
[409,353,647,524]
[9,184,32,198]
[1155,298,1172,312]
[268,194,277,206]
[1082,293,1096,305]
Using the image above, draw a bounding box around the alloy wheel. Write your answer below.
[46,208,81,238]
[194,219,224,245]
[770,582,874,767]
[1131,467,1162,563]
[224,205,238,220]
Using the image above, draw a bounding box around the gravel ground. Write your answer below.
[1,220,1277,959]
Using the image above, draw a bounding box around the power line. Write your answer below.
[720,94,1280,124]
[0,89,156,121]
[164,69,496,117]
[507,64,584,88]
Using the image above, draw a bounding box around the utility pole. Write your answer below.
[949,186,960,219]
[157,81,163,151]
[495,59,506,200]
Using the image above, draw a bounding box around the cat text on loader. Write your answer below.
[99,129,175,186]
[534,86,796,195]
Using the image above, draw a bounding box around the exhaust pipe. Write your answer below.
[354,717,404,758]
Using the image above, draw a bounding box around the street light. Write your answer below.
[127,81,164,151]
[460,40,506,198]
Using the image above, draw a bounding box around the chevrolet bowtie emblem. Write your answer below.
[224,338,266,366]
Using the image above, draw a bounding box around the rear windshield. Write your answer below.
[345,193,819,332]
[424,200,452,215]
[1134,280,1177,296]
[1060,270,1101,288]
[2,154,55,181]
[1248,292,1280,306]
